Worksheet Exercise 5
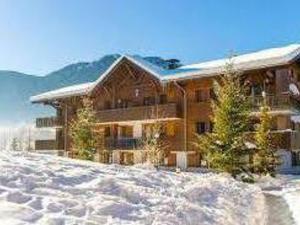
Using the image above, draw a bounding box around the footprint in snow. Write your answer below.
[6,191,32,204]
[28,197,43,210]
[47,202,64,213]
[65,205,86,217]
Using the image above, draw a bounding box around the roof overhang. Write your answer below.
[30,44,300,103]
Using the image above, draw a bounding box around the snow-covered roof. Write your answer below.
[162,44,300,80]
[30,82,94,103]
[31,44,300,103]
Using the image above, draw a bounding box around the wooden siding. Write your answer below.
[96,103,181,123]
[38,59,300,162]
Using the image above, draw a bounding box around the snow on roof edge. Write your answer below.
[162,43,300,81]
[30,82,94,103]
[30,44,300,102]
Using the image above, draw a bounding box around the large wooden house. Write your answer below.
[31,44,300,170]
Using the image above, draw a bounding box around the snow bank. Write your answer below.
[257,175,300,225]
[0,152,265,225]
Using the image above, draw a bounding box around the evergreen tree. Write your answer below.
[252,93,279,176]
[69,97,97,161]
[142,122,167,167]
[11,137,19,151]
[195,63,251,177]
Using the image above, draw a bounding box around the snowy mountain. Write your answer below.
[0,55,177,124]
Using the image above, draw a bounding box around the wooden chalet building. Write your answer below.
[31,44,300,170]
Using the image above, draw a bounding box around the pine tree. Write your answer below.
[253,93,279,176]
[142,122,167,167]
[11,137,19,151]
[69,97,97,161]
[195,63,251,177]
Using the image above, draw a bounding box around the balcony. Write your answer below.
[96,103,181,123]
[104,138,143,150]
[248,94,299,112]
[35,139,64,150]
[291,131,300,150]
[246,130,300,150]
[36,116,62,128]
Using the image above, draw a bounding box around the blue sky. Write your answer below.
[0,0,300,75]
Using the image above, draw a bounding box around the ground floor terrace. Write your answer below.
[66,119,201,169]
[34,100,300,170]
[33,118,300,171]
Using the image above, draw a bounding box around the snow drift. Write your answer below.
[0,152,265,225]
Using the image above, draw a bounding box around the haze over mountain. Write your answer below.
[0,55,180,125]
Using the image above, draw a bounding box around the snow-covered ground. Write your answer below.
[0,151,265,225]
[258,175,300,225]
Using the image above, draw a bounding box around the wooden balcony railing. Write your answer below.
[35,140,57,150]
[96,103,181,123]
[104,138,143,150]
[246,130,300,150]
[291,131,300,150]
[248,94,298,111]
[36,117,62,128]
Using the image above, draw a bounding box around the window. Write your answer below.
[195,89,209,102]
[196,122,206,134]
[104,127,111,137]
[159,94,167,104]
[120,126,133,138]
[252,84,263,96]
[292,151,300,166]
[209,121,213,133]
[143,96,156,106]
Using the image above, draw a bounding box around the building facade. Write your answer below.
[31,44,300,170]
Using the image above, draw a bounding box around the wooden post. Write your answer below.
[94,126,105,163]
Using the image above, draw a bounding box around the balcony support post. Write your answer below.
[64,103,68,155]
[174,81,187,152]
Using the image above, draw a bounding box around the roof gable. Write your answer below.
[90,55,163,92]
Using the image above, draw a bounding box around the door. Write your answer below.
[277,150,292,170]
[176,152,187,170]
